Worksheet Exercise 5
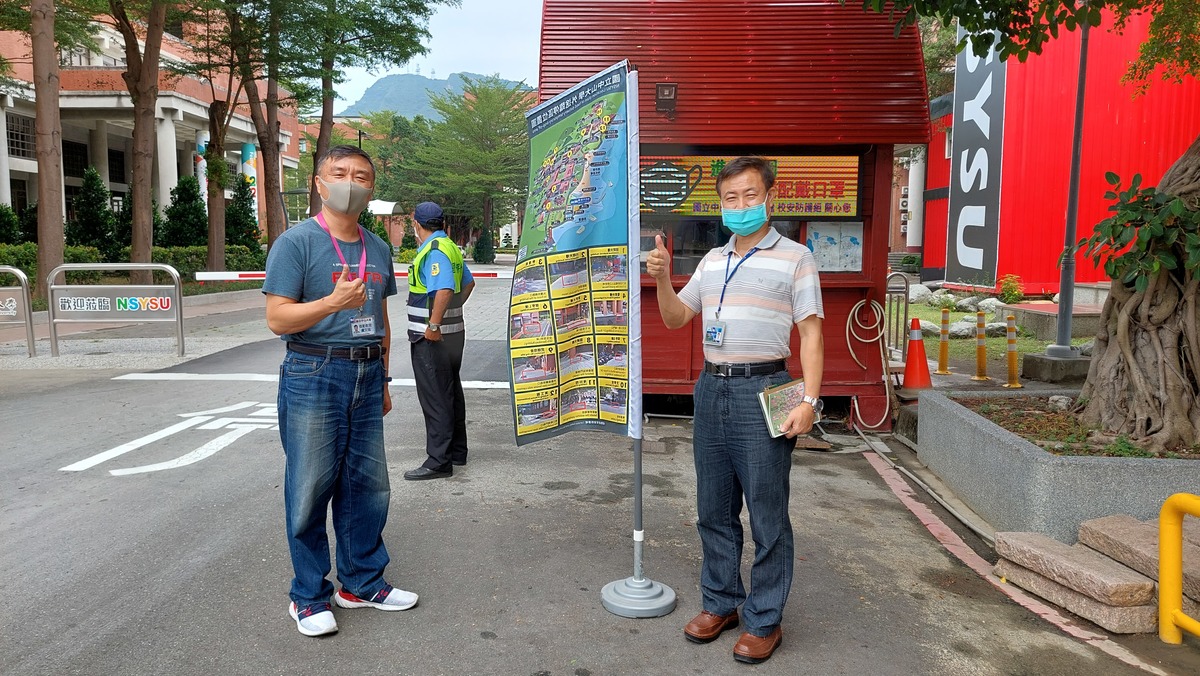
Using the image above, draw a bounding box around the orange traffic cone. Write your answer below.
[902,317,932,390]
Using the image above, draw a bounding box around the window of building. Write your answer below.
[7,114,35,159]
[108,148,126,184]
[62,140,89,179]
[10,179,28,215]
[165,9,186,39]
[945,127,953,160]
[299,139,307,153]
[64,185,81,223]
[61,48,91,67]
[111,193,125,212]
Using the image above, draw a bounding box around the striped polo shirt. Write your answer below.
[678,228,824,363]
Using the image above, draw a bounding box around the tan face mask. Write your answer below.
[318,176,372,215]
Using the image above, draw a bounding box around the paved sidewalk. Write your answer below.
[3,275,1200,674]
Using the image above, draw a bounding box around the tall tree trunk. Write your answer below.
[206,101,228,272]
[30,0,63,298]
[1078,134,1200,453]
[308,61,336,216]
[111,0,167,285]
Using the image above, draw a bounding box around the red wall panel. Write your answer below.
[996,11,1200,294]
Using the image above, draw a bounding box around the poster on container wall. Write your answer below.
[508,60,641,445]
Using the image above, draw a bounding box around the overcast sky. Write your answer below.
[336,0,543,108]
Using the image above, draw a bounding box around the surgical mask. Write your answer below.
[318,176,373,215]
[721,201,769,236]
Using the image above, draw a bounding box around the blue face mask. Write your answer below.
[721,201,769,236]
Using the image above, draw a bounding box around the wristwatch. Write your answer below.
[428,323,441,332]
[801,395,824,419]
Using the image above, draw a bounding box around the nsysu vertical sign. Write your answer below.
[946,27,1006,286]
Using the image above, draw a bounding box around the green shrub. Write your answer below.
[395,248,418,264]
[0,243,103,283]
[226,177,261,249]
[473,227,495,264]
[900,254,921,266]
[18,203,38,243]
[998,273,1024,304]
[225,244,266,271]
[114,197,166,255]
[66,167,116,257]
[160,176,208,247]
[0,203,19,244]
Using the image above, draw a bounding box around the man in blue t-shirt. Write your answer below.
[403,202,475,480]
[263,145,416,637]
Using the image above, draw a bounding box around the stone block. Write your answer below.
[994,531,1154,606]
[1021,353,1090,384]
[1078,514,1200,603]
[992,560,1156,634]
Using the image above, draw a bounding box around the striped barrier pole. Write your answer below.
[971,310,990,381]
[1002,314,1023,388]
[935,308,951,375]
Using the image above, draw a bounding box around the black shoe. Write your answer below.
[451,459,467,466]
[404,467,452,481]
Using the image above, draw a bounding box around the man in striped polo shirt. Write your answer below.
[647,156,824,664]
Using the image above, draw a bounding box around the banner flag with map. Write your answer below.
[508,61,642,446]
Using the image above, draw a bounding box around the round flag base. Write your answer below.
[601,576,677,618]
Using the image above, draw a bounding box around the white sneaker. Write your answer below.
[289,601,338,636]
[334,584,418,611]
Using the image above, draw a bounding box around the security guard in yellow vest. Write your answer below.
[403,202,476,480]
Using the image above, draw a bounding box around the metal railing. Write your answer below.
[885,272,910,361]
[1159,492,1200,644]
[45,263,184,357]
[0,265,36,357]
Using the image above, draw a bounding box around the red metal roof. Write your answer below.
[539,0,931,145]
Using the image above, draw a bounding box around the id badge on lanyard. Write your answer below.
[706,247,758,347]
[317,213,374,337]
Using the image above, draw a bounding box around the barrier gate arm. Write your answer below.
[1160,492,1200,644]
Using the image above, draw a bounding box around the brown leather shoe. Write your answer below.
[733,627,782,664]
[683,610,739,643]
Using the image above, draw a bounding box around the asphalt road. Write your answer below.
[2,279,1197,675]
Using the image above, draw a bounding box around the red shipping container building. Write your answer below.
[539,0,930,428]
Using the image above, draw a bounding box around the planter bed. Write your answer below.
[916,390,1200,543]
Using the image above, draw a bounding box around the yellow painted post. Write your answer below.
[1002,315,1022,388]
[971,310,990,381]
[935,308,951,375]
[1159,493,1200,644]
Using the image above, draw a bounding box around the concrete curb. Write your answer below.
[916,390,1200,543]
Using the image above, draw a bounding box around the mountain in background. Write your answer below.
[336,71,528,119]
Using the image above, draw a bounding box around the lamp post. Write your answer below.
[1046,9,1090,358]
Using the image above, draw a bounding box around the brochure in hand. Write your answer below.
[757,377,806,438]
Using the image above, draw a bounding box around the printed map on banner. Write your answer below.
[509,61,639,446]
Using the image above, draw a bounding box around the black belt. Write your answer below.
[287,342,385,361]
[703,360,787,377]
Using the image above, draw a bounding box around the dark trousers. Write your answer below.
[411,333,468,470]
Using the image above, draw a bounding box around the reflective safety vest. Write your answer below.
[407,234,466,340]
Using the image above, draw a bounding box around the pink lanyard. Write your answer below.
[316,212,368,282]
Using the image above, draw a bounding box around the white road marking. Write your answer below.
[59,416,214,471]
[109,426,260,476]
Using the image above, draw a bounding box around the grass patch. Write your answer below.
[907,303,1089,366]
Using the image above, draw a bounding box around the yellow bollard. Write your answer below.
[971,310,990,381]
[1002,315,1022,388]
[935,308,951,375]
[1159,493,1200,644]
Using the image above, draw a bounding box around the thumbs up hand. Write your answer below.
[646,234,671,282]
[327,264,367,311]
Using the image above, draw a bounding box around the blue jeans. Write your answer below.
[693,370,795,636]
[278,349,391,609]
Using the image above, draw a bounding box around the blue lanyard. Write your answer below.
[716,247,758,320]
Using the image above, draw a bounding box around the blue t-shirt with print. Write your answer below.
[263,217,398,346]
[418,232,475,291]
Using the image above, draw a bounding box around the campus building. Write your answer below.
[0,21,300,225]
